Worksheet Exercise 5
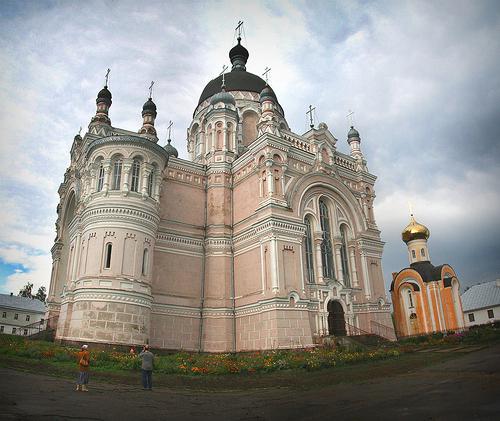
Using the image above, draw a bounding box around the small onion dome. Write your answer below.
[229,37,249,71]
[97,86,112,106]
[164,138,178,158]
[210,88,236,106]
[259,85,277,103]
[74,134,82,143]
[142,97,157,117]
[402,215,430,243]
[347,126,360,142]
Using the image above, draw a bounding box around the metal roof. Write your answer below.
[461,280,500,312]
[0,294,46,313]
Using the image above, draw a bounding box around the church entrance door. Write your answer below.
[327,300,346,336]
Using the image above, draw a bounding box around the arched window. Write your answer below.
[304,217,315,283]
[112,159,122,190]
[407,289,414,308]
[130,159,141,192]
[142,248,149,276]
[242,110,258,146]
[421,248,426,257]
[97,163,104,192]
[147,171,154,197]
[319,199,335,279]
[340,225,350,287]
[104,243,112,269]
[411,249,416,259]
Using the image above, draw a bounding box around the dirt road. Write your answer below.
[1,345,499,420]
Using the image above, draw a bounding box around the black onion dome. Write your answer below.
[229,37,249,71]
[142,98,157,117]
[164,138,178,158]
[97,86,112,106]
[259,85,277,103]
[198,72,267,105]
[347,126,360,140]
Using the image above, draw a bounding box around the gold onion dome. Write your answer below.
[402,215,430,243]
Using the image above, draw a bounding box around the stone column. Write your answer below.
[359,250,371,300]
[334,239,344,284]
[270,236,279,293]
[141,163,153,199]
[348,246,359,287]
[314,233,324,283]
[121,158,133,195]
[223,125,228,152]
[265,161,274,197]
[102,159,112,195]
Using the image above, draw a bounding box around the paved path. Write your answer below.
[0,345,499,420]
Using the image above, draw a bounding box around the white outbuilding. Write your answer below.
[461,280,500,327]
[0,293,46,336]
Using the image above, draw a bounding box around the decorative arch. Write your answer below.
[241,109,259,146]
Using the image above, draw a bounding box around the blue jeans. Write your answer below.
[141,369,152,389]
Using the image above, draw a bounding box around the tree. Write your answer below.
[18,282,34,299]
[34,286,47,303]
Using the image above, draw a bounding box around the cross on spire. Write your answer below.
[235,21,244,39]
[347,109,355,127]
[78,126,82,136]
[105,68,111,87]
[167,120,173,141]
[408,201,414,217]
[306,105,316,129]
[262,67,271,84]
[148,81,154,99]
[219,65,228,87]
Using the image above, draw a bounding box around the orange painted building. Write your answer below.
[390,215,465,338]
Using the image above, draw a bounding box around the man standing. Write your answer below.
[139,345,154,390]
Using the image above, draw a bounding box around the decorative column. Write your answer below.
[314,234,324,283]
[334,239,344,284]
[348,245,359,287]
[102,159,111,195]
[121,158,133,195]
[270,236,279,293]
[89,166,97,194]
[265,161,274,197]
[359,250,371,300]
[141,163,153,199]
[223,124,228,152]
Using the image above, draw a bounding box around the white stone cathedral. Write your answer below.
[47,34,394,352]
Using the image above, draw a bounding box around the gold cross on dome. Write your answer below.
[148,81,154,99]
[235,21,244,38]
[262,67,271,84]
[219,65,228,86]
[167,120,173,140]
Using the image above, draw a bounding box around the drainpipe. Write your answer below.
[198,168,208,352]
[230,177,236,353]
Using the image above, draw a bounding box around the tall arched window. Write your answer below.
[130,159,141,192]
[407,289,414,308]
[112,159,122,190]
[147,171,154,197]
[97,163,104,192]
[319,199,335,279]
[304,217,315,283]
[142,248,149,276]
[340,225,350,287]
[104,243,112,269]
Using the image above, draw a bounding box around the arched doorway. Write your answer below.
[327,300,346,336]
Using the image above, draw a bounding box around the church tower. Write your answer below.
[391,214,465,337]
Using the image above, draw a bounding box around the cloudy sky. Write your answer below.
[0,0,499,297]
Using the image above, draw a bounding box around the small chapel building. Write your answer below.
[391,215,465,338]
[47,32,394,352]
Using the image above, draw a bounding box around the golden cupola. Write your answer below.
[402,215,430,243]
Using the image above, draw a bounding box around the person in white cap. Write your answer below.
[76,344,90,391]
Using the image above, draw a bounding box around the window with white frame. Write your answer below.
[2,312,5,318]
[340,225,350,287]
[0,326,4,333]
[12,327,16,334]
[97,163,105,191]
[488,309,494,319]
[130,159,141,192]
[147,171,154,197]
[14,313,18,320]
[142,248,149,276]
[111,159,122,190]
[468,313,475,322]
[319,199,335,279]
[104,243,112,269]
[304,217,315,283]
[26,315,30,322]
[23,328,28,335]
